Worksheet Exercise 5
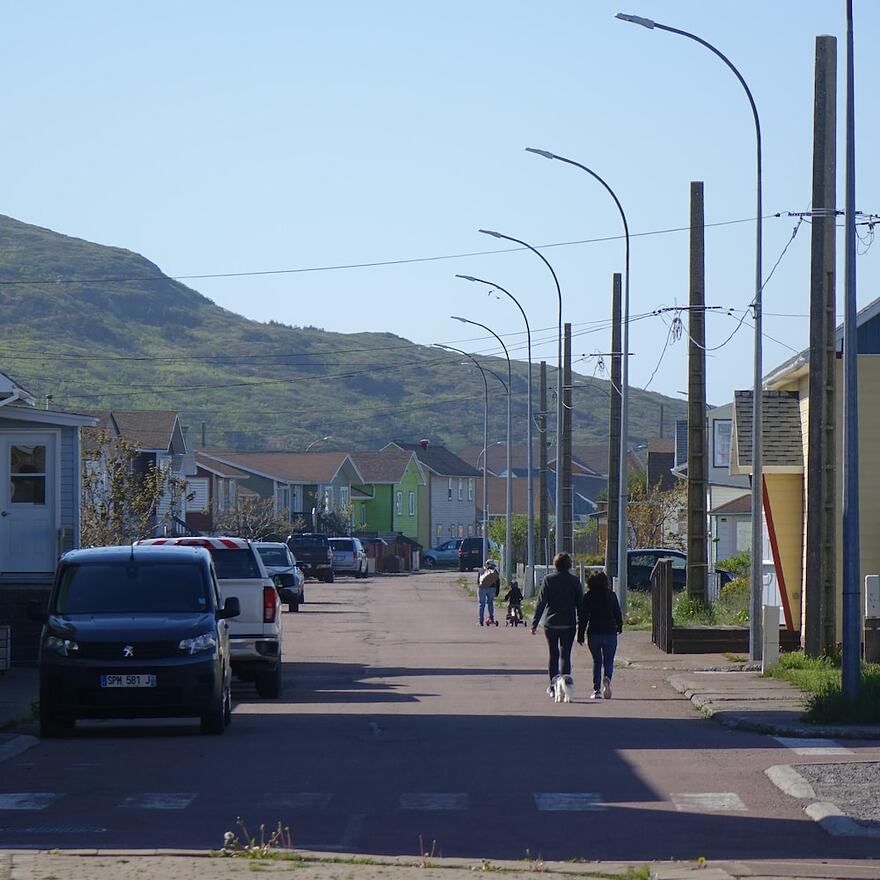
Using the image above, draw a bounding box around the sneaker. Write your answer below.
[602,677,612,700]
[546,684,556,698]
[479,621,484,626]
[590,690,602,700]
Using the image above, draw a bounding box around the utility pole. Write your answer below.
[805,34,838,657]
[539,360,549,566]
[563,323,573,554]
[687,182,708,603]
[659,403,665,439]
[606,274,622,580]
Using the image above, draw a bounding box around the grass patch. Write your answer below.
[672,579,750,627]
[624,592,652,630]
[767,651,880,724]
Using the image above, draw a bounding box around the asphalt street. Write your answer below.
[1,570,879,864]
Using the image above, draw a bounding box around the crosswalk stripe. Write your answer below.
[773,737,854,756]
[534,793,605,811]
[118,793,197,810]
[258,793,332,810]
[0,793,60,811]
[399,793,468,811]
[671,792,746,812]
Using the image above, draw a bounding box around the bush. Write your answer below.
[716,579,750,625]
[716,549,751,581]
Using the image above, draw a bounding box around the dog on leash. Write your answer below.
[553,674,573,703]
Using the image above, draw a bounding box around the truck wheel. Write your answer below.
[325,570,335,584]
[256,665,282,699]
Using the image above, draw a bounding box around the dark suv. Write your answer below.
[627,548,687,590]
[31,545,240,737]
[287,533,334,582]
[458,537,485,571]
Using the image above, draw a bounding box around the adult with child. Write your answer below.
[477,560,500,626]
[530,552,584,698]
[577,570,623,700]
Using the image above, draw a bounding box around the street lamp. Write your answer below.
[478,229,564,557]
[457,273,535,594]
[451,316,513,585]
[305,435,333,452]
[434,344,501,566]
[616,11,765,661]
[525,148,631,612]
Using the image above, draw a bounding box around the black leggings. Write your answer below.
[544,626,576,681]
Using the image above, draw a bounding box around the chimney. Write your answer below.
[419,438,430,449]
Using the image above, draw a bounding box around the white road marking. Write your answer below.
[534,792,605,811]
[118,793,196,810]
[399,793,468,811]
[258,793,332,810]
[0,793,60,811]
[0,824,107,833]
[774,737,854,756]
[671,792,746,812]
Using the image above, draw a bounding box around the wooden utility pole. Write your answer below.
[606,273,622,579]
[539,360,549,565]
[687,181,708,602]
[562,323,573,553]
[805,35,838,656]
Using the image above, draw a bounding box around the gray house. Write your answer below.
[385,440,480,544]
[0,371,97,664]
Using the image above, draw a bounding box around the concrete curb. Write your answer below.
[0,734,38,765]
[765,763,816,800]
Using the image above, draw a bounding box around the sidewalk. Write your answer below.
[618,630,880,740]
[0,666,39,764]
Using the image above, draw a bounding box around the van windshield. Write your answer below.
[55,562,209,614]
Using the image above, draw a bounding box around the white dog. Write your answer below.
[553,674,573,703]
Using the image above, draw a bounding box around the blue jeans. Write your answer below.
[478,586,495,623]
[587,633,617,692]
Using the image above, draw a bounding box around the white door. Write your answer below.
[0,434,56,573]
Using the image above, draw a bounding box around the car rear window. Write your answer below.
[330,539,355,552]
[290,535,328,551]
[258,547,290,567]
[208,548,263,579]
[55,562,209,614]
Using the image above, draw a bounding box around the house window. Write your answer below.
[467,523,474,536]
[9,444,46,504]
[340,486,349,507]
[408,491,415,516]
[448,524,456,537]
[713,419,732,468]
[395,491,403,515]
[448,478,453,500]
[436,525,443,539]
[458,478,463,501]
[458,523,465,538]
[360,504,367,526]
[276,485,290,513]
[468,478,474,501]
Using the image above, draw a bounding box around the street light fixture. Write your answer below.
[478,229,564,557]
[305,435,333,452]
[525,148,632,612]
[457,273,535,594]
[616,10,765,661]
[451,316,513,584]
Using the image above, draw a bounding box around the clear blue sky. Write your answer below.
[2,1,877,405]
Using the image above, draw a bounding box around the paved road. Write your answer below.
[1,571,879,864]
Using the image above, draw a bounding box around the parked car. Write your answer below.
[287,533,334,582]
[256,541,305,612]
[137,537,283,698]
[329,537,368,578]
[422,538,462,568]
[31,544,240,737]
[458,536,486,572]
[627,548,687,590]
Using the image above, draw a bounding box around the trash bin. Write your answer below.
[865,618,880,663]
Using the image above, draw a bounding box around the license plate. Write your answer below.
[100,674,157,688]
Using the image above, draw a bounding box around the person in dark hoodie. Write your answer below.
[531,552,584,698]
[577,570,623,700]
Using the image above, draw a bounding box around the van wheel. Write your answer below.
[256,666,282,699]
[40,701,74,739]
[201,682,229,734]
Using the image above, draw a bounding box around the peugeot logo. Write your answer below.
[123,645,134,658]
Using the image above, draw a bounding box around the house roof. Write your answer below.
[709,494,752,516]
[731,390,803,472]
[200,450,363,484]
[194,452,251,479]
[648,437,674,454]
[475,475,541,517]
[350,450,423,485]
[387,441,480,477]
[89,410,182,452]
[0,369,35,405]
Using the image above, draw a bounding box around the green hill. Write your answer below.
[0,215,686,451]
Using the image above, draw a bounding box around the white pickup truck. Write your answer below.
[137,537,283,698]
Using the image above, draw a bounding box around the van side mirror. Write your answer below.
[217,596,241,620]
[27,600,48,623]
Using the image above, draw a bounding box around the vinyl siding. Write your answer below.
[430,473,476,541]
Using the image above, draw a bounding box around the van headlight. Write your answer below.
[44,635,79,656]
[178,632,217,655]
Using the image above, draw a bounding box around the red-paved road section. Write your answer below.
[2,571,879,863]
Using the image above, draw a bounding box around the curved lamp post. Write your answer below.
[457,273,535,593]
[451,316,513,584]
[478,229,563,558]
[305,435,333,452]
[526,148,631,612]
[616,11,764,660]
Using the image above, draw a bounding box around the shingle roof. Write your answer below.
[733,390,803,468]
[201,450,361,483]
[648,437,674,454]
[709,494,752,516]
[194,452,251,479]
[475,475,541,516]
[88,410,180,451]
[350,450,419,484]
[389,441,480,477]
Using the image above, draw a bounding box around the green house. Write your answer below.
[350,450,428,546]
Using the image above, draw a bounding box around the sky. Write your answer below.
[1,1,878,407]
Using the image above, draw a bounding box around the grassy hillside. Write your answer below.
[0,215,686,451]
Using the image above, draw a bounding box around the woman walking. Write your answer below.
[577,571,623,700]
[531,552,583,698]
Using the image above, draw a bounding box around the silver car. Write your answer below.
[328,537,368,578]
[256,542,305,611]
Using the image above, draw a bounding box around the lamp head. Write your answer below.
[450,315,469,324]
[478,229,504,239]
[455,274,480,283]
[525,147,557,161]
[615,12,655,28]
